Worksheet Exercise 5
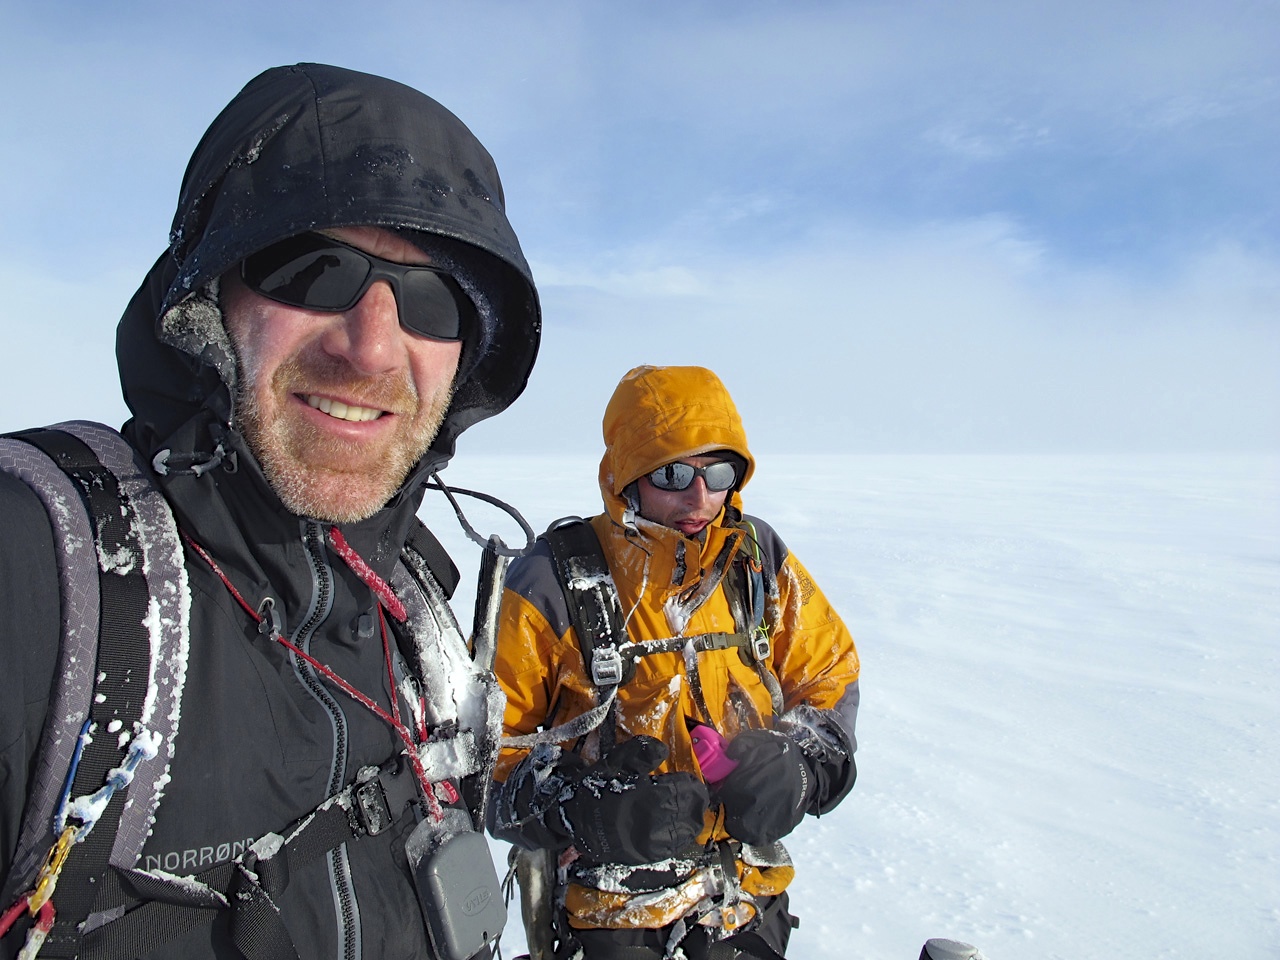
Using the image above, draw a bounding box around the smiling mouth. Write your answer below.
[304,394,386,422]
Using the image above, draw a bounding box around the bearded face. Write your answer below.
[220,227,463,524]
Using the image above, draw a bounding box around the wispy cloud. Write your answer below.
[1,0,1276,452]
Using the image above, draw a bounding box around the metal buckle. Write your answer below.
[750,631,771,662]
[590,645,624,687]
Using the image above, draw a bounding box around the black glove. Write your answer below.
[715,728,816,846]
[777,703,857,815]
[559,736,709,865]
[488,737,709,866]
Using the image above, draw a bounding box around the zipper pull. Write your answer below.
[257,597,283,638]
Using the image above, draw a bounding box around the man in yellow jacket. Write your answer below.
[488,365,860,960]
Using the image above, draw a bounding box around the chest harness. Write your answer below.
[503,517,784,756]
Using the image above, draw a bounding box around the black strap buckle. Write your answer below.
[354,756,419,836]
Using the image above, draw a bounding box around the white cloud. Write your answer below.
[488,218,1280,454]
[2,0,1276,454]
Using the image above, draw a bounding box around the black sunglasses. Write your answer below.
[645,460,739,493]
[239,232,475,342]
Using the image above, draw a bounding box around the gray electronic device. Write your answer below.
[409,819,507,960]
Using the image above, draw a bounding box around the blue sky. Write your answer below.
[2,0,1277,453]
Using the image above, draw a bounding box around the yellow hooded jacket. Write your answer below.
[492,366,860,931]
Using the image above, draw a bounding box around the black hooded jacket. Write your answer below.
[0,64,539,959]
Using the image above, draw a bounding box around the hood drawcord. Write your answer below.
[152,440,235,478]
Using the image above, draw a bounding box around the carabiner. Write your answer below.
[29,826,76,914]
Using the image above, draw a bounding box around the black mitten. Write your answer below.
[716,728,816,846]
[559,736,710,865]
[487,737,709,866]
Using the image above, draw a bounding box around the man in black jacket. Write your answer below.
[0,63,539,959]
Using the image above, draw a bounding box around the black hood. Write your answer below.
[117,62,540,473]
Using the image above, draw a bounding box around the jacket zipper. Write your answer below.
[294,520,360,960]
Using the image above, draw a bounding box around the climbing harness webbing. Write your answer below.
[503,517,785,754]
[542,518,784,718]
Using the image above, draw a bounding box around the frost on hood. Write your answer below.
[157,277,239,390]
[407,234,500,379]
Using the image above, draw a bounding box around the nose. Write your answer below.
[321,280,402,374]
[684,477,714,507]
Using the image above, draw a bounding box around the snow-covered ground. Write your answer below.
[420,452,1280,960]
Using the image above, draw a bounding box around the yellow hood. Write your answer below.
[598,365,755,520]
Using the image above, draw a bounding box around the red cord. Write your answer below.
[327,527,407,622]
[31,898,54,939]
[181,532,260,621]
[0,893,29,938]
[182,531,445,822]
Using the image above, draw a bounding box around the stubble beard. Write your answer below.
[234,352,453,524]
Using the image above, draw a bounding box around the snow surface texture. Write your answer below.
[418,453,1280,960]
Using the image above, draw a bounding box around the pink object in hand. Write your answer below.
[689,724,739,784]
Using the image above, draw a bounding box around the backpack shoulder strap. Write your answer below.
[0,422,189,953]
[541,518,632,689]
[404,515,460,599]
[1,429,104,903]
[723,516,785,716]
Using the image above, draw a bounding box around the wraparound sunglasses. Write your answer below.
[240,232,475,342]
[646,460,740,492]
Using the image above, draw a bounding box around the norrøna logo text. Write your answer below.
[143,837,257,872]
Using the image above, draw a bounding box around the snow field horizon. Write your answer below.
[418,452,1280,960]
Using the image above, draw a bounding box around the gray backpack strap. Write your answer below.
[723,518,785,717]
[59,422,191,877]
[0,422,189,936]
[0,429,103,900]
